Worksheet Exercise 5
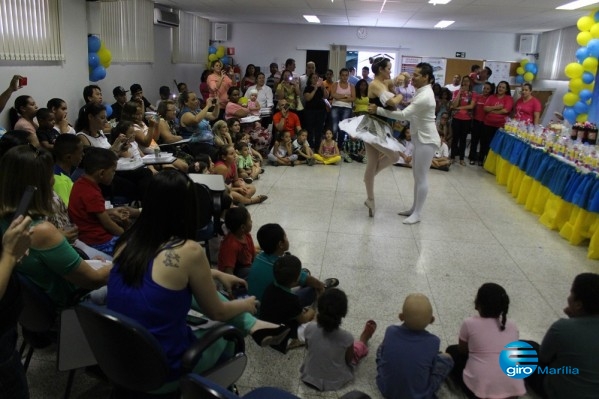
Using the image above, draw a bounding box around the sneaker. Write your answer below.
[362,156,368,164]
[243,177,253,184]
[307,158,315,166]
[345,154,353,163]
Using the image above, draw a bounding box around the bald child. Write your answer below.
[376,294,454,399]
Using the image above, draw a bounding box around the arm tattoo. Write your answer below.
[164,249,181,268]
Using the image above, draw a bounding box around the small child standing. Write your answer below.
[68,147,137,255]
[342,136,366,163]
[247,89,261,116]
[313,128,341,165]
[36,108,60,150]
[292,129,315,166]
[300,288,376,391]
[446,283,526,399]
[376,293,454,399]
[260,254,316,352]
[236,142,261,181]
[268,131,298,166]
[217,206,256,278]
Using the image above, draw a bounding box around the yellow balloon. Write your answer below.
[578,16,594,32]
[520,59,529,67]
[563,92,579,107]
[216,49,225,58]
[98,47,112,68]
[569,78,584,93]
[576,113,588,123]
[238,96,248,106]
[208,54,218,61]
[565,62,584,78]
[591,23,599,38]
[516,67,525,75]
[578,31,592,46]
[524,72,535,82]
[583,56,598,72]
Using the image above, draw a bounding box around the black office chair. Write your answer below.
[195,182,218,263]
[180,373,372,399]
[75,302,247,398]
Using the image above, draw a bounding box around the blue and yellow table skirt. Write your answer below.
[484,130,599,259]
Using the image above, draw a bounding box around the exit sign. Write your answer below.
[455,52,466,58]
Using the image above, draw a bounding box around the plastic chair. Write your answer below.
[180,374,372,399]
[75,302,247,398]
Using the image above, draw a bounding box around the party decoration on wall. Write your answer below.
[515,58,538,84]
[206,44,234,69]
[87,34,112,82]
[562,8,599,125]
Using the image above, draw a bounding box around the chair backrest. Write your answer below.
[194,182,216,229]
[17,274,56,333]
[75,302,169,392]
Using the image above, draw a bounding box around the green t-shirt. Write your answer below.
[53,172,74,206]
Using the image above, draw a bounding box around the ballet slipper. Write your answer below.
[364,199,375,217]
[402,214,421,225]
[397,209,413,216]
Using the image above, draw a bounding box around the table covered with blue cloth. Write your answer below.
[484,129,599,259]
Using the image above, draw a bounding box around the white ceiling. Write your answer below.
[155,0,596,34]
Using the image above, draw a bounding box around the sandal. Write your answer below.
[459,160,466,166]
[324,278,339,289]
[362,320,377,340]
[250,195,268,205]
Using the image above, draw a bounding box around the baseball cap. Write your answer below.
[113,86,128,96]
[159,86,171,96]
[130,83,143,94]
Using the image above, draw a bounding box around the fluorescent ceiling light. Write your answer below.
[434,20,455,28]
[380,0,388,13]
[429,0,452,4]
[556,0,599,10]
[303,15,320,23]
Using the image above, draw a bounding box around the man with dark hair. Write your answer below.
[78,85,103,127]
[348,66,359,85]
[130,83,155,111]
[530,273,599,399]
[110,86,128,121]
[266,62,279,91]
[361,66,372,83]
[473,66,492,94]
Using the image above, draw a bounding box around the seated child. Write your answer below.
[236,131,264,168]
[236,141,261,181]
[301,288,376,391]
[268,131,298,166]
[313,128,341,165]
[247,89,261,116]
[376,293,454,399]
[36,108,60,150]
[342,136,366,163]
[292,129,315,166]
[217,206,256,278]
[260,254,316,352]
[445,283,526,399]
[68,147,139,255]
[431,132,450,171]
[395,125,414,167]
[246,223,328,306]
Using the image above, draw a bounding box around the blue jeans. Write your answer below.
[330,106,353,149]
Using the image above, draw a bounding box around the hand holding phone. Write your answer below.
[18,76,27,87]
[13,186,36,220]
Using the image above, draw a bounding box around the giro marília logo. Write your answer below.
[498,341,538,379]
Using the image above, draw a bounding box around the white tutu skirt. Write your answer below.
[340,115,405,153]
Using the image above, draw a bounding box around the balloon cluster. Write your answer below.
[207,45,230,67]
[515,59,538,84]
[562,9,599,124]
[88,35,112,82]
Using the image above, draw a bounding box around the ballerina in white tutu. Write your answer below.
[368,63,440,225]
[339,57,403,217]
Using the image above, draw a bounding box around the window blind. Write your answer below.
[538,26,578,81]
[172,11,210,64]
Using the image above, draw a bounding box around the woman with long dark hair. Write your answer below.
[9,95,39,146]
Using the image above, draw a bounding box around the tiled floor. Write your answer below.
[26,161,599,398]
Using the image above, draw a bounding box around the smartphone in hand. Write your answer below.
[13,186,36,220]
[18,77,27,87]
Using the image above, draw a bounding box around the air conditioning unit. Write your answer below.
[212,23,228,41]
[154,8,179,27]
[519,34,537,54]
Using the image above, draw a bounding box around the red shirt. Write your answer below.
[217,232,256,273]
[483,95,514,128]
[452,89,473,120]
[514,96,542,124]
[473,93,490,122]
[68,176,112,245]
[273,111,301,139]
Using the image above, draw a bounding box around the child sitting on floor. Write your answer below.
[268,131,297,166]
[292,129,315,166]
[431,132,450,171]
[217,206,256,278]
[395,125,414,167]
[260,254,316,353]
[301,288,376,391]
[313,128,341,165]
[376,293,454,399]
[236,141,261,181]
[342,135,366,163]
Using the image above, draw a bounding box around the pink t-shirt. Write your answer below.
[451,89,473,120]
[483,95,514,128]
[473,93,489,122]
[514,97,542,124]
[459,316,526,398]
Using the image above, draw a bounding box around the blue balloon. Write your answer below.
[88,35,101,53]
[89,65,106,82]
[564,107,577,124]
[525,63,535,73]
[588,38,599,58]
[103,103,113,118]
[576,47,590,63]
[88,52,100,68]
[574,100,589,114]
[580,89,593,101]
[583,71,595,84]
[220,56,230,65]
[515,75,525,84]
[595,10,599,22]
[208,46,217,54]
